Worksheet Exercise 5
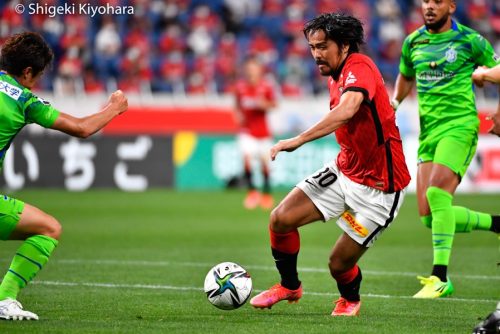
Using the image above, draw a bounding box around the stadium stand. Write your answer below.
[0,0,499,97]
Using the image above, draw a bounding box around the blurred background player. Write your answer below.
[391,0,500,299]
[471,63,500,334]
[0,32,127,320]
[250,13,410,316]
[234,56,277,210]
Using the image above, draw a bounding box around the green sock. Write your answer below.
[420,215,432,229]
[0,235,58,300]
[427,187,455,266]
[453,206,492,232]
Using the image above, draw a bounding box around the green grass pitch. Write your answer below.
[0,190,498,333]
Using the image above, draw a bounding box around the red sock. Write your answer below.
[332,265,359,284]
[269,225,301,290]
[269,226,300,254]
[332,265,362,301]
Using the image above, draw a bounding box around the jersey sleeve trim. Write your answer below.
[344,86,385,146]
[343,86,369,100]
[384,141,395,193]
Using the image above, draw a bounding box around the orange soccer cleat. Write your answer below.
[260,193,274,210]
[250,284,302,309]
[244,190,261,209]
[331,297,361,316]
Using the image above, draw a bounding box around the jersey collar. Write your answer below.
[423,19,459,33]
[331,53,351,81]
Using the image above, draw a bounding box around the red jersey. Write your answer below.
[234,79,276,138]
[329,53,410,193]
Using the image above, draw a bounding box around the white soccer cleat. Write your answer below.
[0,298,39,321]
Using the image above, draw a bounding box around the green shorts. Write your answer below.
[0,195,25,240]
[418,129,477,179]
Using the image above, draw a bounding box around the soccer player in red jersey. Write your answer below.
[250,13,411,316]
[234,56,277,210]
[470,63,500,334]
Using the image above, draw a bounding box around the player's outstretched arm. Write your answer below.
[50,90,128,138]
[472,65,500,87]
[270,91,363,160]
[472,65,500,136]
[391,73,414,111]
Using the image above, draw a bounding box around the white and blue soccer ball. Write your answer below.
[204,262,252,310]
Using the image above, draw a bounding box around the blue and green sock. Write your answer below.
[0,235,58,300]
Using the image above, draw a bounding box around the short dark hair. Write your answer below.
[0,32,53,76]
[303,13,365,53]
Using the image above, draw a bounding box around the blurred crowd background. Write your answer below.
[1,0,500,97]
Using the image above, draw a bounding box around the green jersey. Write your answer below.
[0,72,59,168]
[399,20,500,139]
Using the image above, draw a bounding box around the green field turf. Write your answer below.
[0,190,498,333]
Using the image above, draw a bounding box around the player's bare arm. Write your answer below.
[472,65,500,86]
[50,90,128,138]
[391,73,415,110]
[270,91,363,160]
[472,65,500,136]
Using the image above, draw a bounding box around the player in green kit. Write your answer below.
[391,0,500,299]
[0,32,128,320]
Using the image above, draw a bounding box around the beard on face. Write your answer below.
[316,60,333,76]
[425,12,450,31]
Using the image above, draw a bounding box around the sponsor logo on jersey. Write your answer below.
[410,39,430,47]
[417,70,455,81]
[341,211,368,237]
[345,71,357,85]
[445,48,457,63]
[0,81,22,101]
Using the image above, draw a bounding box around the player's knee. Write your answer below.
[41,216,62,240]
[270,205,294,233]
[420,215,432,229]
[329,252,358,275]
[328,256,349,276]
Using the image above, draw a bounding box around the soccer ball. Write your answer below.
[203,262,252,310]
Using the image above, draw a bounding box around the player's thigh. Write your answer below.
[238,133,259,160]
[0,194,25,241]
[339,178,405,248]
[271,187,324,232]
[431,133,476,191]
[9,203,61,240]
[295,163,347,222]
[342,175,405,229]
[272,163,346,232]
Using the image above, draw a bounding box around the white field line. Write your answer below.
[51,258,500,281]
[30,280,498,304]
